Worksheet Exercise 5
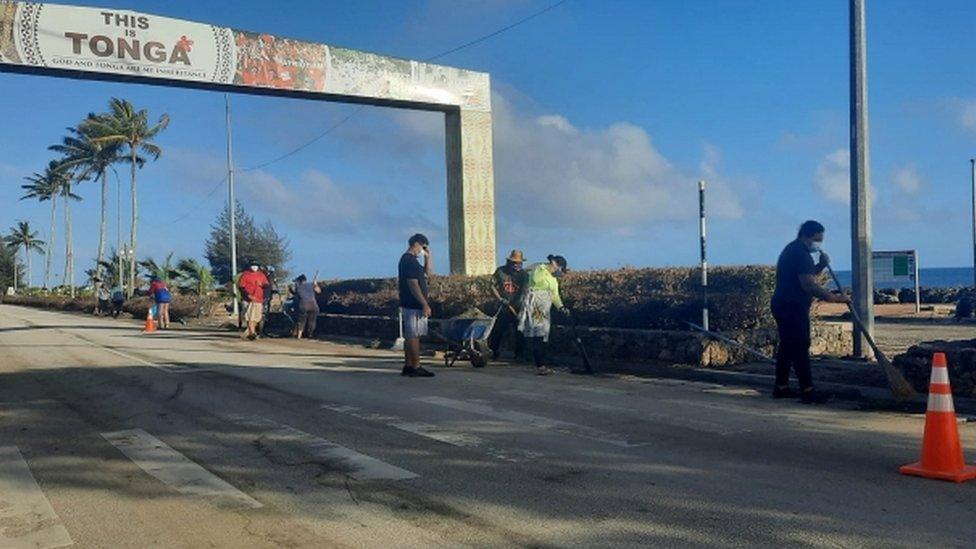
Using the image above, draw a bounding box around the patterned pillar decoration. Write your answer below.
[445,109,497,276]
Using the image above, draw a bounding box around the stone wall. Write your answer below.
[292,313,853,367]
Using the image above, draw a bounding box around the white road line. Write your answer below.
[321,404,543,463]
[500,390,750,436]
[416,396,645,448]
[70,333,213,374]
[102,429,262,509]
[224,414,418,481]
[0,446,74,549]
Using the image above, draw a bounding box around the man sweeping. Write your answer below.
[488,250,528,361]
[772,220,850,404]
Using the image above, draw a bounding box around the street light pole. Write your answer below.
[971,159,976,288]
[850,0,874,358]
[225,94,239,318]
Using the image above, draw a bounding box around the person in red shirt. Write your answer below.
[238,264,270,340]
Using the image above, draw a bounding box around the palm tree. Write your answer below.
[139,253,179,284]
[176,258,215,296]
[50,125,123,281]
[21,161,70,289]
[4,221,45,290]
[55,169,82,296]
[98,248,133,290]
[83,98,170,297]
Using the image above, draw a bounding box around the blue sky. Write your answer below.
[3,0,976,284]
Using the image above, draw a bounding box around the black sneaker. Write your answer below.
[772,386,798,399]
[401,366,435,378]
[800,390,833,404]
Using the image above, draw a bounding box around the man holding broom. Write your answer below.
[772,220,850,404]
[488,250,528,361]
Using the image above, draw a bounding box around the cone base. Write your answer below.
[899,462,976,483]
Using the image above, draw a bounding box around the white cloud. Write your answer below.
[483,94,746,230]
[959,100,976,131]
[815,149,850,204]
[891,164,923,194]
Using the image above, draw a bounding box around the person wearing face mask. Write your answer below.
[238,263,270,341]
[518,254,569,376]
[398,233,435,378]
[488,250,528,361]
[772,220,851,403]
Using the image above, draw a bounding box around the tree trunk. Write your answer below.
[97,168,107,281]
[65,186,75,298]
[45,196,56,290]
[12,249,17,292]
[128,148,137,298]
[25,243,31,289]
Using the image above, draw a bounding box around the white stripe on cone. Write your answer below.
[928,393,955,413]
[930,367,949,385]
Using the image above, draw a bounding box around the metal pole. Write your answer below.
[699,180,708,332]
[117,171,123,293]
[225,94,239,318]
[850,0,874,358]
[913,250,920,314]
[971,159,975,288]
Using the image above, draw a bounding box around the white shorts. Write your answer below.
[401,308,429,339]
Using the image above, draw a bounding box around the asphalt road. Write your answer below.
[1,304,974,548]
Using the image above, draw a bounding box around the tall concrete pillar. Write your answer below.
[445,109,497,276]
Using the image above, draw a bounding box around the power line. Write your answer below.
[239,0,569,172]
[425,0,569,62]
[161,0,568,224]
[239,107,365,172]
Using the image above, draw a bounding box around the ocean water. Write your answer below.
[833,267,974,290]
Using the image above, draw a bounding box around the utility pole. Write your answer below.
[850,0,874,358]
[225,94,239,319]
[117,171,123,293]
[971,159,976,288]
[698,180,708,331]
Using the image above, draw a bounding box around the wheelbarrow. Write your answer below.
[432,308,500,368]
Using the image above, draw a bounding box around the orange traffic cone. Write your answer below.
[143,307,157,334]
[899,352,976,483]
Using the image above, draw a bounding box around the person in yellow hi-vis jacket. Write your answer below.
[518,254,568,376]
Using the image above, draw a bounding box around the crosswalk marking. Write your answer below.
[415,396,646,448]
[0,446,74,549]
[321,403,544,462]
[224,414,418,481]
[102,429,262,509]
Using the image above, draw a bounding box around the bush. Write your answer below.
[0,293,208,320]
[318,265,776,332]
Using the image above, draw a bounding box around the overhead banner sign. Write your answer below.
[0,2,490,111]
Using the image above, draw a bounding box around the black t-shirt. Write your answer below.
[492,265,528,305]
[398,252,428,310]
[773,239,817,306]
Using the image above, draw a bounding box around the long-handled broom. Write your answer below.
[824,262,915,400]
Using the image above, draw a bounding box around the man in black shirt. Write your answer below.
[772,220,850,404]
[398,233,435,377]
[488,249,528,360]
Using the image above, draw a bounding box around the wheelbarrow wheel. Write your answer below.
[471,340,491,368]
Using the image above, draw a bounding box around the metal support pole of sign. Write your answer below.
[850,0,875,358]
[699,180,708,332]
[225,94,239,320]
[913,250,920,314]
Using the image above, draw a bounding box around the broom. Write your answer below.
[824,261,915,400]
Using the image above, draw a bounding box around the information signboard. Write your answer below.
[872,250,920,312]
